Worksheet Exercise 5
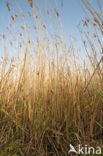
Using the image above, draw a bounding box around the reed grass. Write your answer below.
[0,0,103,155]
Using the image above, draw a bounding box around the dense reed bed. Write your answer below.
[0,0,103,155]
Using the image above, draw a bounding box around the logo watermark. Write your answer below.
[68,144,102,155]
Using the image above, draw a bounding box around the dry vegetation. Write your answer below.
[0,0,103,155]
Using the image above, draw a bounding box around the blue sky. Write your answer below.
[0,0,102,61]
[0,0,99,33]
